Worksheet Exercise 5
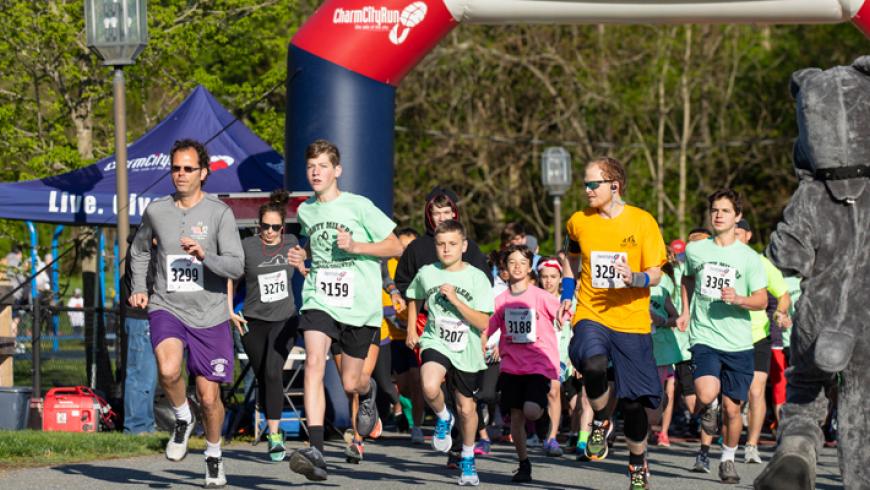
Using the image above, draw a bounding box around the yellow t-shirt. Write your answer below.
[382,257,407,341]
[566,205,667,334]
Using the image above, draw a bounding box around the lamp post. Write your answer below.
[541,147,572,251]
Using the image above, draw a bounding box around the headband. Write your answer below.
[537,259,562,274]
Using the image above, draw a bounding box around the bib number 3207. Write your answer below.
[316,268,355,308]
[437,317,469,352]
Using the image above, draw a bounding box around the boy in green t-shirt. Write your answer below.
[676,189,768,484]
[406,220,493,487]
[286,140,404,482]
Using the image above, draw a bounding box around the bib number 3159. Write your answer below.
[700,264,736,300]
[590,251,627,289]
[436,317,469,352]
[505,308,536,344]
[166,255,204,292]
[316,268,355,308]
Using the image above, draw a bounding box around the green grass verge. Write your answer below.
[0,430,206,470]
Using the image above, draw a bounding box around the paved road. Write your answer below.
[0,432,843,489]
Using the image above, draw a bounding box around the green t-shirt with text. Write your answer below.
[749,255,789,343]
[299,192,396,327]
[684,238,767,352]
[407,262,493,373]
[651,273,683,366]
[672,261,692,361]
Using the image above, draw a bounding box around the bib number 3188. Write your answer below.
[316,268,355,308]
[505,308,536,343]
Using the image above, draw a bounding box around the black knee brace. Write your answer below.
[620,398,650,443]
[580,355,609,400]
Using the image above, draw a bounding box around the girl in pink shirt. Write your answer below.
[482,245,560,483]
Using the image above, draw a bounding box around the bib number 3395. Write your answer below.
[590,251,627,289]
[700,264,736,300]
[436,317,469,352]
[166,255,204,292]
[316,268,355,308]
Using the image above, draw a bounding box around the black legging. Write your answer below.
[476,362,500,431]
[373,341,401,405]
[241,316,297,420]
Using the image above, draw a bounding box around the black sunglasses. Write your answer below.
[171,165,204,174]
[259,223,283,232]
[584,179,614,190]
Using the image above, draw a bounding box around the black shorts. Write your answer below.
[499,373,551,412]
[753,336,772,375]
[675,360,696,396]
[299,309,379,360]
[391,340,419,374]
[420,348,482,398]
[563,374,583,400]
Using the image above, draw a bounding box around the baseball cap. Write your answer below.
[525,235,538,252]
[669,239,686,254]
[736,219,752,232]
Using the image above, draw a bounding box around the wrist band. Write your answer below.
[630,272,650,288]
[560,278,576,302]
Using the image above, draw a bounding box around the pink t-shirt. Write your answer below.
[486,285,561,379]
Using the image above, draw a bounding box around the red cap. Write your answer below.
[669,239,686,254]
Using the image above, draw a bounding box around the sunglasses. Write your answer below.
[584,179,614,190]
[171,165,204,173]
[259,223,283,232]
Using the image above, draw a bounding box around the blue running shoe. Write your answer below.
[432,412,455,453]
[458,456,479,486]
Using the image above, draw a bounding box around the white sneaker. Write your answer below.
[411,426,425,445]
[204,456,226,488]
[744,444,763,464]
[166,416,195,461]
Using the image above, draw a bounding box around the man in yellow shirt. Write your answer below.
[561,157,667,490]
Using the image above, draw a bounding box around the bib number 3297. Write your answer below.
[166,255,204,292]
[505,308,536,344]
[700,264,736,300]
[590,251,627,289]
[316,268,355,308]
[436,317,469,352]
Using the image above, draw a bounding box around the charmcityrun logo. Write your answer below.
[331,2,428,45]
[693,261,743,280]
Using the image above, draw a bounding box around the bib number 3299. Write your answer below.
[316,268,355,308]
[437,317,469,352]
[166,255,204,292]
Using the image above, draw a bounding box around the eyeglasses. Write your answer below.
[171,165,203,173]
[259,223,283,232]
[584,179,614,190]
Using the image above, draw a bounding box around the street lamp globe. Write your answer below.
[85,0,148,66]
[541,146,572,196]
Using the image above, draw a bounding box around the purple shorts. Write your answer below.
[149,310,234,383]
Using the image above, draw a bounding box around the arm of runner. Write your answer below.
[200,208,245,280]
[405,299,420,349]
[774,292,792,329]
[440,283,490,331]
[662,294,679,328]
[558,250,578,317]
[676,275,694,332]
[337,227,404,258]
[615,256,662,288]
[721,286,768,310]
[129,214,153,308]
[227,279,247,334]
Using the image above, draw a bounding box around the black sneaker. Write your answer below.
[718,460,740,484]
[356,378,379,437]
[204,456,226,488]
[691,451,711,473]
[289,447,328,481]
[512,459,532,483]
[446,450,461,469]
[166,415,196,461]
[700,401,720,436]
[567,435,579,453]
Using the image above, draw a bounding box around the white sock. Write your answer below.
[462,444,475,459]
[436,406,450,421]
[173,402,192,423]
[205,439,222,459]
[721,444,736,462]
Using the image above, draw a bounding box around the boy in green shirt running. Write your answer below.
[676,189,768,485]
[406,220,493,487]
[286,140,404,481]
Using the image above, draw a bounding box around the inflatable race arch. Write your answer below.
[285,0,870,213]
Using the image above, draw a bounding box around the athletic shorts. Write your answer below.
[562,374,583,400]
[769,348,788,406]
[149,310,233,383]
[299,309,379,360]
[391,340,420,374]
[753,336,773,375]
[420,348,483,398]
[498,372,551,412]
[674,360,696,396]
[690,344,754,402]
[657,365,675,384]
[569,319,662,409]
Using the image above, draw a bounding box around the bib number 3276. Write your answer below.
[590,251,627,289]
[700,264,736,300]
[437,317,469,352]
[166,255,204,292]
[258,270,288,303]
[505,308,536,344]
[316,268,355,308]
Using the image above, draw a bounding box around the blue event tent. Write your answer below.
[0,85,284,225]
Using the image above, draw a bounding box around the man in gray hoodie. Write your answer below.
[130,139,244,488]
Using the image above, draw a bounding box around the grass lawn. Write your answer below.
[0,430,206,471]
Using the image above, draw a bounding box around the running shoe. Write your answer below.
[289,447,328,481]
[544,437,563,457]
[473,439,491,456]
[744,444,763,464]
[204,456,226,488]
[411,426,425,445]
[526,434,542,447]
[458,456,480,486]
[447,451,461,469]
[657,432,671,447]
[700,400,720,436]
[584,419,612,461]
[369,417,383,440]
[166,415,196,461]
[628,462,650,490]
[267,431,286,462]
[512,458,532,483]
[356,378,379,437]
[576,441,589,462]
[691,451,711,473]
[433,412,455,453]
[718,460,741,484]
[567,434,579,453]
[345,440,364,464]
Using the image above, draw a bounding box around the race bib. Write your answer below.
[316,268,355,308]
[436,317,470,352]
[258,270,288,303]
[590,251,628,289]
[505,307,536,344]
[700,264,736,300]
[166,255,203,292]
